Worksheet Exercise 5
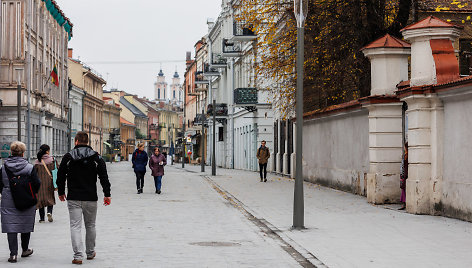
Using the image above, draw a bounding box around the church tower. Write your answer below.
[154,69,168,101]
[170,71,182,104]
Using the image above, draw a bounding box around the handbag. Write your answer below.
[42,159,57,189]
[3,165,38,211]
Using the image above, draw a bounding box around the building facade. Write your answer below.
[69,83,84,150]
[120,117,135,161]
[102,97,121,157]
[154,69,168,101]
[68,53,105,153]
[0,0,72,159]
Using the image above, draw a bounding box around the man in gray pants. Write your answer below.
[57,132,111,264]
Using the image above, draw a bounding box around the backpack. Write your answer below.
[2,165,38,211]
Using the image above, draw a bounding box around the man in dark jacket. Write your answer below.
[57,131,111,265]
[256,140,270,182]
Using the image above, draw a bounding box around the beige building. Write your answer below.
[102,97,121,157]
[0,0,72,159]
[68,50,106,152]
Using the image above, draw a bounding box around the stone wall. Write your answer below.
[302,108,369,195]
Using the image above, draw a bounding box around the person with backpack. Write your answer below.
[0,141,40,263]
[256,140,270,182]
[132,143,148,194]
[57,132,111,265]
[34,144,57,223]
[149,147,167,194]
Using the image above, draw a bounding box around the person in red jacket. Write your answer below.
[149,147,167,194]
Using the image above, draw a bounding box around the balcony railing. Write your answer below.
[232,21,257,42]
[207,103,228,116]
[203,63,220,76]
[222,39,242,57]
[195,71,209,84]
[210,53,227,68]
[194,114,207,126]
[234,88,258,105]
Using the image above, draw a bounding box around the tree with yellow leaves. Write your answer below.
[235,0,469,117]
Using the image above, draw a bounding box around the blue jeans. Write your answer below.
[154,176,163,191]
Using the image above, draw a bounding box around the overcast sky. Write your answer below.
[55,0,221,99]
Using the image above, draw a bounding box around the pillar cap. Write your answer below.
[401,16,462,41]
[361,34,411,58]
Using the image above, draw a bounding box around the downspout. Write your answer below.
[231,58,235,169]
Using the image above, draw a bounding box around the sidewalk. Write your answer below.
[177,164,472,267]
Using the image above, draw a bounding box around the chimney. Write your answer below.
[362,34,411,95]
[401,16,462,86]
[68,48,73,58]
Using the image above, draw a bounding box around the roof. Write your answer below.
[119,96,147,118]
[120,117,135,126]
[401,16,463,32]
[418,1,472,12]
[158,69,164,76]
[361,34,411,50]
[174,71,179,78]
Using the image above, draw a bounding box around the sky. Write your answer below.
[55,0,222,99]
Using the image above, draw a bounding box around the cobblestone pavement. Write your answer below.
[180,164,472,268]
[0,162,300,267]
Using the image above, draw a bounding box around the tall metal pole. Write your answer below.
[182,91,185,168]
[201,108,205,172]
[17,83,21,142]
[212,99,216,176]
[293,26,305,229]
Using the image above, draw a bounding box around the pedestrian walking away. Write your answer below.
[132,143,148,194]
[57,131,111,265]
[34,144,57,223]
[0,141,40,263]
[256,140,270,182]
[149,147,167,194]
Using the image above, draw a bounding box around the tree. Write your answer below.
[235,0,466,116]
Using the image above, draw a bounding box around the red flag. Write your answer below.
[50,65,59,86]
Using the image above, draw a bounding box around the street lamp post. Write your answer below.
[15,68,24,142]
[201,108,205,172]
[293,0,308,229]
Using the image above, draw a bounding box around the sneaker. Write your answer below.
[87,252,96,260]
[39,219,45,223]
[260,178,263,182]
[264,178,267,182]
[157,190,161,194]
[137,189,141,194]
[47,213,53,222]
[21,249,33,257]
[8,255,17,263]
[72,259,83,265]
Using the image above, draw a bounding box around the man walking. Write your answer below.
[57,132,111,264]
[256,140,270,182]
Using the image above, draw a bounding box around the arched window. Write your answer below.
[158,89,160,99]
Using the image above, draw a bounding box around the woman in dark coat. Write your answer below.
[1,141,40,262]
[132,143,148,194]
[34,144,56,223]
[149,147,167,194]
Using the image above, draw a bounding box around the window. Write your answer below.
[173,90,176,99]
[460,39,472,76]
[218,127,224,141]
[158,89,160,99]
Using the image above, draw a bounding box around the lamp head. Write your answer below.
[293,0,308,28]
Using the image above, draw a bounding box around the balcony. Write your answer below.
[195,84,208,92]
[149,123,159,130]
[203,63,220,77]
[194,71,209,84]
[222,39,242,58]
[109,128,120,135]
[234,88,258,105]
[232,21,257,42]
[210,53,227,69]
[207,103,228,117]
[193,114,207,126]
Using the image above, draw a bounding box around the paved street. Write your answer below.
[0,162,299,267]
[2,161,472,267]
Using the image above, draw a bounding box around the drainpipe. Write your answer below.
[231,59,235,169]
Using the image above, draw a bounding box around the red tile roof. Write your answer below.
[361,34,411,50]
[120,117,135,126]
[401,16,463,32]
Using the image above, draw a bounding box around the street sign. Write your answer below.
[234,88,258,105]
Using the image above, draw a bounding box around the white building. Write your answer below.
[205,0,274,171]
[154,69,168,101]
[68,84,84,150]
